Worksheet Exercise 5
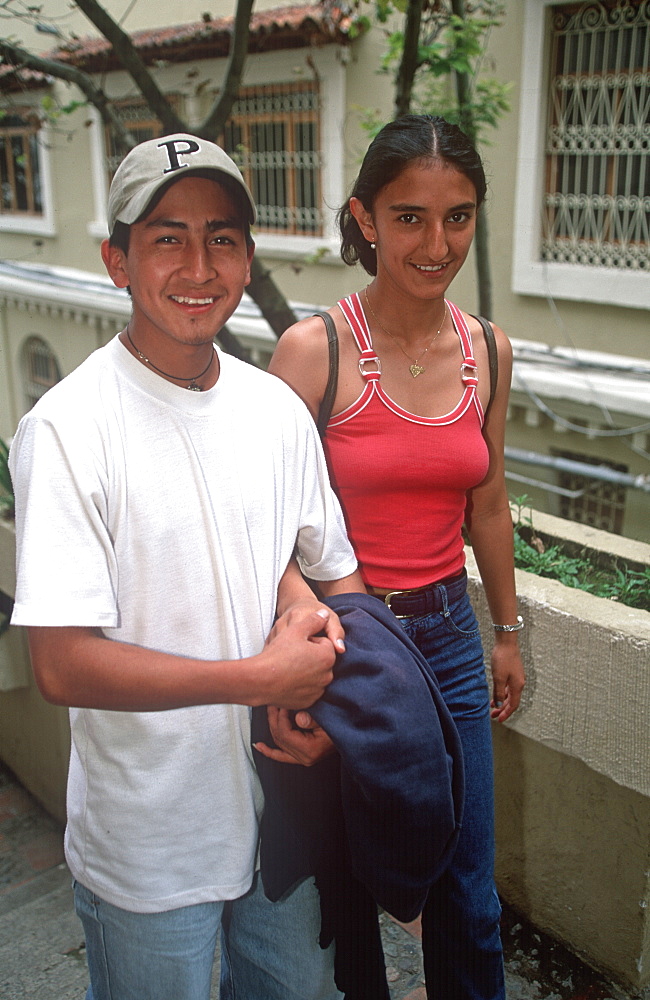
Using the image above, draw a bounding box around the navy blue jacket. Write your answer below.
[252,593,464,997]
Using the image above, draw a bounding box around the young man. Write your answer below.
[9,134,362,1000]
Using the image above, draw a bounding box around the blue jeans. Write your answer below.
[399,586,505,1000]
[74,873,342,1000]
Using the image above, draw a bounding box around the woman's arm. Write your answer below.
[465,323,525,723]
[268,316,333,419]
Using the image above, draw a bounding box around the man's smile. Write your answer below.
[170,294,218,305]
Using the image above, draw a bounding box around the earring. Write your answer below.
[370,242,376,250]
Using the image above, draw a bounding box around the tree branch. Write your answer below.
[73,0,186,135]
[216,323,258,364]
[0,37,137,149]
[449,0,492,318]
[248,257,297,338]
[199,0,254,139]
[393,0,424,119]
[450,0,474,139]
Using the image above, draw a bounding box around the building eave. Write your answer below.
[2,259,649,423]
[0,64,52,94]
[44,4,355,75]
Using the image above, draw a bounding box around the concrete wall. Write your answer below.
[467,511,650,991]
[492,726,650,991]
[0,521,69,822]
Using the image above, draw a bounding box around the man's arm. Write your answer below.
[275,556,366,650]
[27,611,336,713]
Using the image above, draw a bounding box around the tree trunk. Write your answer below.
[394,0,425,119]
[450,0,492,319]
[74,0,187,135]
[216,325,257,364]
[248,258,299,338]
[199,0,254,138]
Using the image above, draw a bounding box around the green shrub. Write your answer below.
[511,496,650,613]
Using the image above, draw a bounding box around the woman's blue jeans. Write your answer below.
[399,586,505,1000]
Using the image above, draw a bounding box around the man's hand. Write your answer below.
[254,707,336,766]
[259,608,337,709]
[272,597,346,654]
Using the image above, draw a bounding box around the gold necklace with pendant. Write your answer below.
[363,290,447,378]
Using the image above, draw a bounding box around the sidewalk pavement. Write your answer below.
[0,761,646,1000]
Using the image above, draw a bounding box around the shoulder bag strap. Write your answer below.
[472,315,498,416]
[314,311,339,437]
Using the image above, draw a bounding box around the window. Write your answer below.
[0,110,43,217]
[222,83,322,236]
[553,448,627,533]
[22,337,61,410]
[512,0,649,308]
[91,48,345,254]
[102,88,323,235]
[543,0,649,271]
[105,99,176,182]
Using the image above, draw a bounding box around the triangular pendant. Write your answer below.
[409,363,425,378]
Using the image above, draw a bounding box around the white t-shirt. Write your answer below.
[10,337,357,913]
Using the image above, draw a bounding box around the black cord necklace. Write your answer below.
[126,328,214,391]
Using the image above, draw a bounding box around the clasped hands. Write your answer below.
[254,598,341,767]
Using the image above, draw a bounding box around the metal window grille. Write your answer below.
[222,83,322,236]
[22,337,62,410]
[553,448,627,533]
[542,0,650,271]
[0,111,42,216]
[105,99,179,181]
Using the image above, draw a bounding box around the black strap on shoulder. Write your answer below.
[472,315,498,415]
[314,311,339,437]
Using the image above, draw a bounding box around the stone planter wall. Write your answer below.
[467,510,650,992]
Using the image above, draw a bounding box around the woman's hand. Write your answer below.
[256,593,342,763]
[490,640,525,722]
[254,706,336,766]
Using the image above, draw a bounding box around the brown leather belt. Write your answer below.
[368,569,467,619]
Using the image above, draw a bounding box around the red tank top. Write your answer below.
[323,293,490,590]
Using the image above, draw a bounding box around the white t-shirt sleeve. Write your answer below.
[10,412,118,628]
[291,406,357,583]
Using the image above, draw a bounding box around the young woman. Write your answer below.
[269,115,525,1000]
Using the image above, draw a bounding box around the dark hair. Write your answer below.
[108,168,254,256]
[338,114,487,276]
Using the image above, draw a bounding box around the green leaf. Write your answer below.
[60,100,87,115]
[349,14,372,38]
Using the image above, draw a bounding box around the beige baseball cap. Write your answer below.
[107,133,256,233]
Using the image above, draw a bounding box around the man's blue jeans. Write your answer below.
[74,872,342,1000]
[399,586,505,1000]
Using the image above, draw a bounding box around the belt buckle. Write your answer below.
[383,589,410,619]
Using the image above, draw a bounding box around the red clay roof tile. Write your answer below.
[48,3,353,70]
